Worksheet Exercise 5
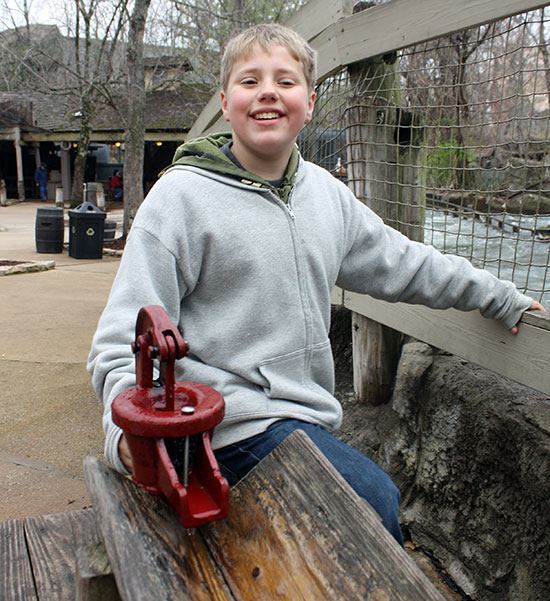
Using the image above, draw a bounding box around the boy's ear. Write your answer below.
[304,91,316,124]
[221,90,230,122]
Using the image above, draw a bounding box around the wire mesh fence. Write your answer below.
[299,7,550,308]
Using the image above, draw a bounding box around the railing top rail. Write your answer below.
[315,0,550,83]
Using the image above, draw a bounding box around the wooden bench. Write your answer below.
[0,507,101,601]
[2,431,446,600]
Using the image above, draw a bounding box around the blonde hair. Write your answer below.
[220,23,317,92]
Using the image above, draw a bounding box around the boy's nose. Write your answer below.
[257,85,279,102]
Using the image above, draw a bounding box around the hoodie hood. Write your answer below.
[163,132,300,203]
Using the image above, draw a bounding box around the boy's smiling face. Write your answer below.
[221,44,315,180]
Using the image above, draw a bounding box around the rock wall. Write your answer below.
[337,339,550,601]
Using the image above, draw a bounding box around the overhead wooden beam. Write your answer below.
[20,131,188,143]
[315,0,550,81]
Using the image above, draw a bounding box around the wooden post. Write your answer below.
[13,126,25,201]
[345,2,425,404]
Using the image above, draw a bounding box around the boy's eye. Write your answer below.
[280,80,295,86]
[241,78,257,85]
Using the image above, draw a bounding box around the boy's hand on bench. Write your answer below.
[118,433,134,474]
[510,300,546,334]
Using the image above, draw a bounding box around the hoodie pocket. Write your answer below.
[258,340,335,402]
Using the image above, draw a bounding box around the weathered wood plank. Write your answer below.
[343,292,550,395]
[23,508,101,601]
[522,309,550,331]
[83,456,234,601]
[0,518,37,601]
[201,430,445,601]
[285,0,354,45]
[75,542,121,601]
[315,0,550,82]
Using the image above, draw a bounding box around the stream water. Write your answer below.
[424,209,550,309]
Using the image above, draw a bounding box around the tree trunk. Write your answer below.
[122,0,152,237]
[70,105,93,208]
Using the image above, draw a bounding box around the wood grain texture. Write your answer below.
[84,432,445,600]
[345,89,406,405]
[201,430,445,601]
[315,0,550,81]
[343,292,550,395]
[23,509,101,601]
[0,518,37,601]
[83,456,234,601]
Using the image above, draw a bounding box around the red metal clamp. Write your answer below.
[111,305,229,527]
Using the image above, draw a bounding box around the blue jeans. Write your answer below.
[214,419,404,546]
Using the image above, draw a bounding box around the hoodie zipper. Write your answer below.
[277,185,313,349]
[286,187,296,220]
[286,202,296,220]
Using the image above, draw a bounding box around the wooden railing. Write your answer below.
[188,0,550,397]
[331,288,550,395]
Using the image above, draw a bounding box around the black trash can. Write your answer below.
[35,207,64,253]
[68,201,106,259]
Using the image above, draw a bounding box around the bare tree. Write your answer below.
[156,0,305,99]
[122,0,151,236]
[69,0,129,206]
[0,0,131,205]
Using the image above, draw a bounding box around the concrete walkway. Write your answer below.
[0,201,123,521]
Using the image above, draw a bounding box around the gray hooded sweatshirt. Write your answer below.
[88,133,532,474]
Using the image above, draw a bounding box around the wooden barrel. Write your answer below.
[104,220,117,244]
[35,207,64,253]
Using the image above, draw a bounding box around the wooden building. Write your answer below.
[0,26,203,203]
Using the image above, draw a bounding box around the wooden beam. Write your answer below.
[84,431,446,600]
[20,131,188,144]
[315,0,550,81]
[202,430,445,600]
[83,457,233,601]
[341,291,550,395]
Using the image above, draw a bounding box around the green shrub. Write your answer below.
[426,140,475,189]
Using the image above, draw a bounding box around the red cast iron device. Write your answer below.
[111,305,229,528]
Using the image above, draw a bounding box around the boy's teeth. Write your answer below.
[254,112,279,119]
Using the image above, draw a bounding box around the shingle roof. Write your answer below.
[0,25,209,136]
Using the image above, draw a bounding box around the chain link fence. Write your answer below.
[299,7,550,308]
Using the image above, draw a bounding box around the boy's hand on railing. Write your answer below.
[118,433,134,474]
[510,300,546,334]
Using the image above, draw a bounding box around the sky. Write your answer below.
[1,0,68,29]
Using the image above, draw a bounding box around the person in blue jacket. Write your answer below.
[34,163,48,201]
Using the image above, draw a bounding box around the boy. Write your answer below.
[88,24,543,546]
